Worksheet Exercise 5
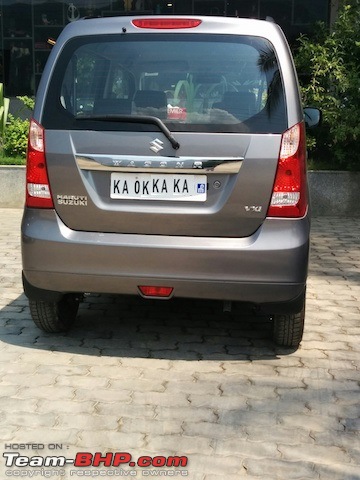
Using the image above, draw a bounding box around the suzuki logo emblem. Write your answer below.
[150,138,164,154]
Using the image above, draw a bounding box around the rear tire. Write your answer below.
[29,294,80,333]
[272,307,305,348]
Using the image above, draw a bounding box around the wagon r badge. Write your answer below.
[150,138,164,154]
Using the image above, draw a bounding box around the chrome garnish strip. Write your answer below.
[76,155,243,174]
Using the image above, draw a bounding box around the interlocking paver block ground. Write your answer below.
[0,209,359,479]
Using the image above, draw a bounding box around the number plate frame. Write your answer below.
[110,173,207,202]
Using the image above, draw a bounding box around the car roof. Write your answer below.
[56,15,283,42]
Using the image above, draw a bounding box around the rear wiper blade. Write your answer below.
[76,114,180,150]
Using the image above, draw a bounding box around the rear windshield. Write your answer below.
[42,33,286,134]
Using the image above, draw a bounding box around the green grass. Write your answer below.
[0,155,26,165]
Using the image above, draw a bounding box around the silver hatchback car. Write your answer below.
[21,15,320,347]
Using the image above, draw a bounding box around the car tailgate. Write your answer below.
[45,129,281,238]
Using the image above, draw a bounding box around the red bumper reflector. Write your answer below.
[132,18,202,29]
[138,286,174,298]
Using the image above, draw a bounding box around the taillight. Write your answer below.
[138,286,174,298]
[26,119,54,208]
[267,121,307,218]
[132,18,202,29]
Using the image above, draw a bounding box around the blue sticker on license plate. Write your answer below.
[197,183,206,194]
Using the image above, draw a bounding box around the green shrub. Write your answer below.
[294,0,360,171]
[17,96,35,111]
[3,95,34,158]
[0,155,25,165]
[3,115,30,157]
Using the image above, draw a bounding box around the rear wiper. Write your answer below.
[76,114,180,150]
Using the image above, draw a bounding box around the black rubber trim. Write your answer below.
[22,272,65,302]
[256,288,306,315]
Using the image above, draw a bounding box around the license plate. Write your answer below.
[110,173,207,201]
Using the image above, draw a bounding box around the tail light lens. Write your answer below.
[132,18,202,29]
[26,119,54,209]
[267,121,307,218]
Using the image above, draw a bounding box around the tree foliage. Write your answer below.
[294,0,360,170]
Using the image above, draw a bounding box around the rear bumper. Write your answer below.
[22,209,310,312]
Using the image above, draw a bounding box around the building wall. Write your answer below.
[329,0,340,25]
[0,0,332,97]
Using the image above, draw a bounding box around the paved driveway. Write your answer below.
[0,209,359,479]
